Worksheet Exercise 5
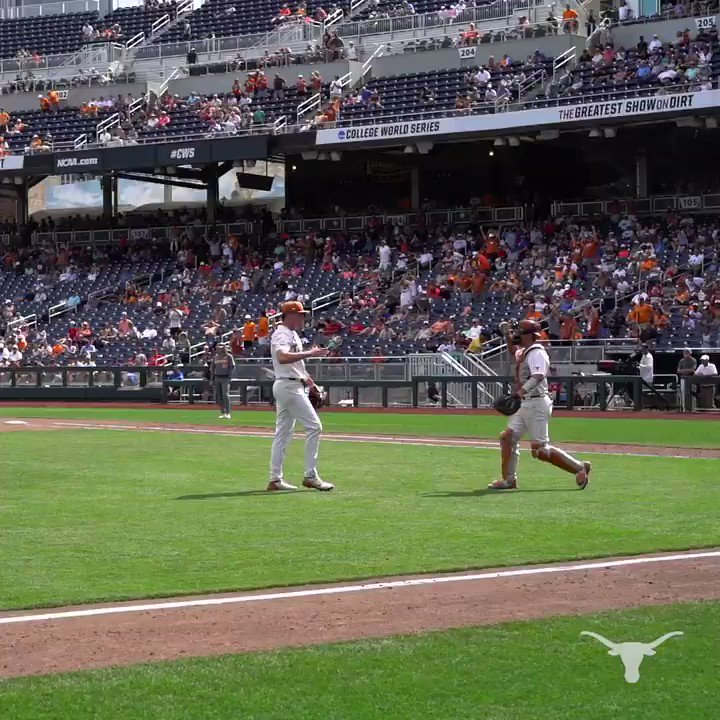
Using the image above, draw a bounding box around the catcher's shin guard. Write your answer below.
[533,444,584,474]
[500,429,519,482]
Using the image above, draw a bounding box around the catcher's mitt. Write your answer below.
[308,384,326,410]
[493,393,521,416]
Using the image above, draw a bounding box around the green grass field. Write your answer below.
[1,601,716,720]
[0,405,718,447]
[2,428,719,610]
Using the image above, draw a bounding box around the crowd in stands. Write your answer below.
[1,207,719,377]
[542,25,718,103]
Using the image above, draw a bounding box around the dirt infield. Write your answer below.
[1,550,719,678]
[1,417,718,680]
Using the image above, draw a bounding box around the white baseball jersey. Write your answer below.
[515,343,550,397]
[271,324,309,381]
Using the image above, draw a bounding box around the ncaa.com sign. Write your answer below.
[56,156,100,169]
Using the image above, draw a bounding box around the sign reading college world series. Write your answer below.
[317,89,720,146]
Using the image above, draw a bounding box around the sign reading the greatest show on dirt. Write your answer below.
[316,89,720,146]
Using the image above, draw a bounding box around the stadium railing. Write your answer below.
[3,366,713,411]
[30,205,525,247]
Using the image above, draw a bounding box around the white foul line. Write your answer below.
[1,550,718,626]
[28,421,711,459]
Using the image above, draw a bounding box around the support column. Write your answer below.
[410,165,420,210]
[101,174,113,219]
[163,181,173,205]
[112,173,119,216]
[15,183,28,225]
[635,153,647,199]
[206,163,219,227]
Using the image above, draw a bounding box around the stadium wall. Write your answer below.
[609,16,720,46]
[0,83,148,113]
[371,35,582,77]
[168,61,353,99]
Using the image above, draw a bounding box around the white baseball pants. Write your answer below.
[507,395,552,444]
[270,379,322,480]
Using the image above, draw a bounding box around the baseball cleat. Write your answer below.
[302,474,335,491]
[267,479,298,491]
[487,479,518,490]
[576,461,592,490]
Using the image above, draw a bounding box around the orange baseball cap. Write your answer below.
[280,301,309,315]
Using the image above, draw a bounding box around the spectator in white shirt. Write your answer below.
[694,354,718,408]
[7,345,22,365]
[141,324,158,340]
[378,240,392,271]
[474,67,491,86]
[648,34,662,52]
[466,319,483,340]
[618,2,632,20]
[329,76,343,98]
[638,345,654,385]
[688,251,704,269]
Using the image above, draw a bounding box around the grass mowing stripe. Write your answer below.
[2,430,719,610]
[0,406,717,448]
[0,602,717,719]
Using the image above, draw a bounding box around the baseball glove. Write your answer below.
[308,384,326,410]
[494,393,521,416]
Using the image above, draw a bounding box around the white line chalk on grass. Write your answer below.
[32,421,713,459]
[1,550,718,626]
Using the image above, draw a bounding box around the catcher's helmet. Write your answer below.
[518,319,541,336]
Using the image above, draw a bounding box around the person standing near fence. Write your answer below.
[211,344,235,419]
[695,354,718,409]
[677,349,697,411]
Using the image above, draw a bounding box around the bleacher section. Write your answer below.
[0,11,99,59]
[95,2,179,42]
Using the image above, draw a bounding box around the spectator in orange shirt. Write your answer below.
[560,314,578,342]
[627,299,655,335]
[0,110,9,132]
[38,95,51,112]
[257,311,270,347]
[562,3,578,32]
[242,314,257,351]
[48,90,60,111]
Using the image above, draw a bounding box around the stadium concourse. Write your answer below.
[0,208,719,370]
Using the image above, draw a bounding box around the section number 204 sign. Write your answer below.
[458,46,477,59]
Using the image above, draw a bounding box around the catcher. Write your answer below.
[267,301,334,492]
[489,319,591,491]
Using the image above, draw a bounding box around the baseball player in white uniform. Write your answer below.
[488,319,592,490]
[267,301,334,492]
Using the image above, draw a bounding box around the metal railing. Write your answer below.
[552,45,576,79]
[551,193,720,217]
[29,205,524,248]
[126,31,147,52]
[7,313,38,332]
